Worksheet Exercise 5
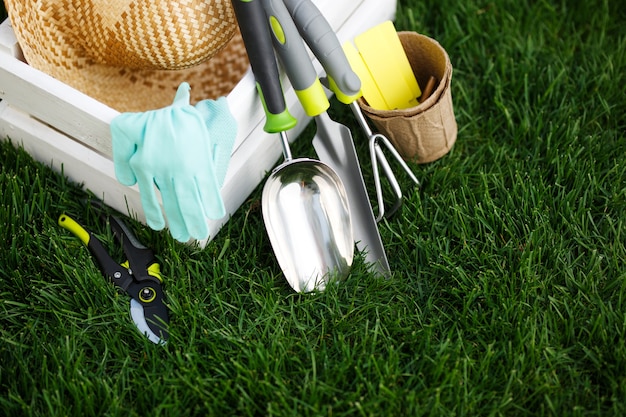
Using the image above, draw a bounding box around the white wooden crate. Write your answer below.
[0,0,396,244]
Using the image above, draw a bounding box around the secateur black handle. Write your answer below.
[231,0,296,133]
[58,214,135,292]
[85,198,161,284]
[108,214,161,284]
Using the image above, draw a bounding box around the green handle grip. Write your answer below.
[58,213,117,282]
[231,0,296,133]
[283,0,361,103]
[58,214,90,246]
[262,0,329,117]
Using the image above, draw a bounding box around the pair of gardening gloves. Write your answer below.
[110,82,236,243]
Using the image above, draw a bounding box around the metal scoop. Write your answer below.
[232,0,353,292]
[267,0,391,276]
[262,132,353,292]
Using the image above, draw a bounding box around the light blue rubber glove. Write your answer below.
[110,82,237,242]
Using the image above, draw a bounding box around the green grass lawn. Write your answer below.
[1,0,625,415]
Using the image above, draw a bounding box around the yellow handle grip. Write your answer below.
[58,214,90,246]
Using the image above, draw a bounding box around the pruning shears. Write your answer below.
[58,205,169,344]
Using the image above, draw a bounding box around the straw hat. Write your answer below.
[5,0,250,112]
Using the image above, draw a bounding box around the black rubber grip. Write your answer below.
[231,0,286,116]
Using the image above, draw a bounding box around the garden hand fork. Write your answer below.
[349,101,420,221]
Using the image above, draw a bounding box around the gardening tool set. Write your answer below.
[58,5,423,338]
[232,0,420,289]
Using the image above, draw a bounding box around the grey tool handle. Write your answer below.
[262,0,329,117]
[283,0,361,103]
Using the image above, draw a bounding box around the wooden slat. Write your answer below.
[0,0,397,245]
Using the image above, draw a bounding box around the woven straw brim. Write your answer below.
[6,0,250,112]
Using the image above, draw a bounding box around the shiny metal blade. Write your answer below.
[312,113,391,276]
[262,158,354,292]
[130,299,167,345]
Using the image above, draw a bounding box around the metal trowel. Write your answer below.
[232,0,354,292]
[279,0,391,276]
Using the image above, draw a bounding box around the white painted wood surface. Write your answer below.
[0,0,397,244]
